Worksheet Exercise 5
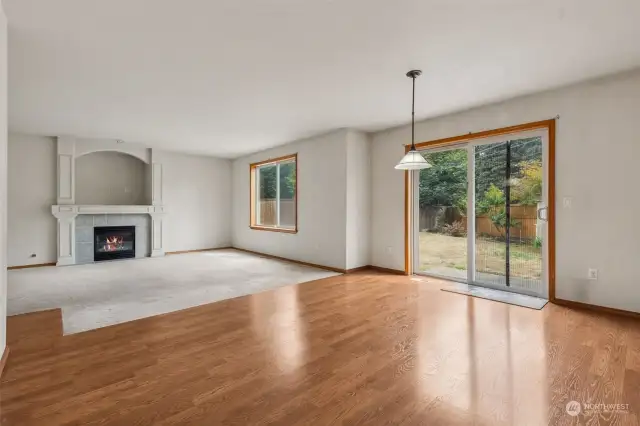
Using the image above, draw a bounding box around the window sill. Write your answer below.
[250,226,298,234]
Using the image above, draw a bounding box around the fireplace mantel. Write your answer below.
[51,136,167,266]
[51,205,166,266]
[52,204,164,217]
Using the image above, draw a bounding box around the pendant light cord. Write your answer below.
[410,75,416,151]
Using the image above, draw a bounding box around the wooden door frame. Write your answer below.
[404,119,557,301]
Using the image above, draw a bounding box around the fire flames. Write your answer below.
[103,236,124,252]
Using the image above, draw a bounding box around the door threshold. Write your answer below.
[441,282,548,310]
[413,272,546,299]
[414,271,468,285]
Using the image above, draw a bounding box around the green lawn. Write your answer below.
[418,232,541,279]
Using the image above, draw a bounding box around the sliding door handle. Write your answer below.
[537,206,548,221]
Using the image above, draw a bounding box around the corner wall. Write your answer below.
[231,129,372,271]
[371,69,640,313]
[162,151,232,252]
[345,130,371,269]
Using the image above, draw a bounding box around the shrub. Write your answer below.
[442,220,467,237]
[533,236,543,249]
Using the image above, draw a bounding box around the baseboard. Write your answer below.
[8,250,231,267]
[165,247,232,255]
[344,266,370,274]
[232,248,346,273]
[7,262,56,270]
[6,251,406,279]
[229,249,410,276]
[368,265,407,275]
[0,346,9,378]
[553,298,640,319]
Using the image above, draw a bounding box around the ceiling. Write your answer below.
[5,0,640,158]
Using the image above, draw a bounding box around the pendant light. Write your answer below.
[395,70,431,170]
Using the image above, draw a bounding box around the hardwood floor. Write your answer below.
[1,272,639,425]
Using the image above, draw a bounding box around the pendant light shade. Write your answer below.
[395,70,431,170]
[394,150,431,170]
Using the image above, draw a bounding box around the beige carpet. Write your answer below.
[8,249,340,335]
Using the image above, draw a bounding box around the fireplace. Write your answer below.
[94,226,136,262]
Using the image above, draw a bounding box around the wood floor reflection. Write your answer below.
[1,272,639,425]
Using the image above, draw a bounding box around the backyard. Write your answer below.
[417,138,544,285]
[418,232,542,279]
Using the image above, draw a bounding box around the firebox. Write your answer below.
[94,226,136,262]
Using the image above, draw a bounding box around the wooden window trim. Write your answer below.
[404,119,556,301]
[250,153,298,233]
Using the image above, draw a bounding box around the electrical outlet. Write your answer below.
[386,246,393,254]
[563,197,573,208]
[588,268,598,280]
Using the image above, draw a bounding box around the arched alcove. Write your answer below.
[75,151,149,205]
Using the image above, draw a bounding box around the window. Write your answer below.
[250,154,297,233]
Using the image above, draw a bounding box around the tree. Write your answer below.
[419,150,467,208]
[259,162,296,200]
[259,165,277,199]
[477,184,520,237]
[474,137,542,199]
[280,162,296,200]
[512,160,542,205]
[476,184,505,214]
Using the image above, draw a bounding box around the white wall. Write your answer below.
[7,134,57,266]
[371,69,640,313]
[0,0,7,353]
[161,151,232,252]
[75,151,147,205]
[232,130,348,269]
[345,130,371,269]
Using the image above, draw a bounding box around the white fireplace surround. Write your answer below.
[51,136,166,266]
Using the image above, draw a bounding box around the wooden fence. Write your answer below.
[258,199,295,226]
[475,205,538,240]
[420,205,540,241]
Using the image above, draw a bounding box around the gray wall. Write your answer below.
[75,151,147,205]
[345,130,371,269]
[7,134,57,266]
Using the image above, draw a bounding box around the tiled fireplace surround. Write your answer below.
[51,136,166,266]
[75,215,151,264]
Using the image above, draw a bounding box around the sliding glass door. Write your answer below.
[415,146,468,281]
[473,136,545,296]
[414,129,549,298]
